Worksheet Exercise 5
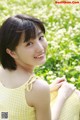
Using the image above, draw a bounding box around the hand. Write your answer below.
[50,76,66,92]
[75,89,80,99]
[58,82,76,100]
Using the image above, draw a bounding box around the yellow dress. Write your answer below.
[0,75,37,120]
[50,90,80,120]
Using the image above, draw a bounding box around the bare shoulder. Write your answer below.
[26,77,50,107]
[26,77,51,120]
[33,77,49,92]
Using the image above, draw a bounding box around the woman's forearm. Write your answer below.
[51,96,65,120]
[50,82,75,120]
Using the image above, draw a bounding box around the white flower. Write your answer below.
[75,66,80,72]
[70,77,76,82]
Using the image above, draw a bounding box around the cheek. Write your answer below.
[44,40,48,48]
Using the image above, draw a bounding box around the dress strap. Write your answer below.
[25,74,38,92]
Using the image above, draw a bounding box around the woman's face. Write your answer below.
[13,28,48,69]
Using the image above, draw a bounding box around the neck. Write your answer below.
[15,62,35,74]
[0,66,35,88]
[1,65,34,79]
[16,65,34,74]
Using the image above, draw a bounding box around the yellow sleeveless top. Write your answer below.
[0,75,37,120]
[0,73,80,120]
[50,90,80,120]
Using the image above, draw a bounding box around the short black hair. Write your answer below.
[0,14,45,70]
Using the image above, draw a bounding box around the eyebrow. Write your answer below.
[37,31,43,36]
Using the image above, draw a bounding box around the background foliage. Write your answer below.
[0,0,80,89]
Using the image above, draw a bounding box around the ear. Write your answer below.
[6,48,17,59]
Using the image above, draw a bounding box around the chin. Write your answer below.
[36,59,46,66]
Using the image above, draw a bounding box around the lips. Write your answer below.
[34,53,45,59]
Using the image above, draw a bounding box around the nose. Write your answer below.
[35,41,44,53]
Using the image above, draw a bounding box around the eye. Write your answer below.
[26,42,33,46]
[39,35,44,41]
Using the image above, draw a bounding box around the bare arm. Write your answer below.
[75,89,80,119]
[51,82,76,120]
[34,81,51,120]
[26,77,75,120]
[26,79,51,120]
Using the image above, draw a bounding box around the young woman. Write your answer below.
[0,14,75,120]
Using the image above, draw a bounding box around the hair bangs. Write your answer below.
[22,20,37,42]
